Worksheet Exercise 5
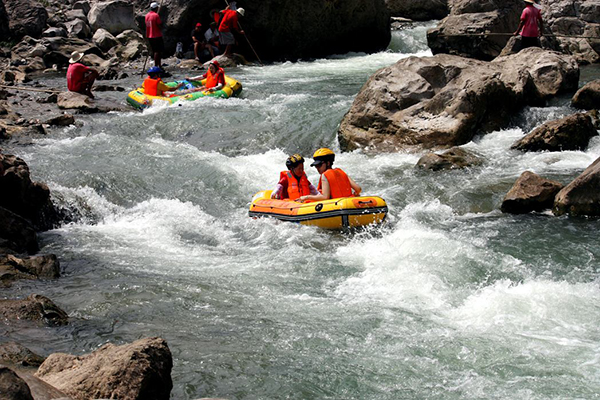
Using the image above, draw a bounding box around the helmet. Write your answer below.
[310,148,335,166]
[286,154,304,170]
[147,66,161,75]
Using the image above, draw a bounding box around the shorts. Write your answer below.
[148,37,164,53]
[219,31,235,45]
[521,36,540,49]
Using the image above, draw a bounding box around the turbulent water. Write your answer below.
[4,24,600,399]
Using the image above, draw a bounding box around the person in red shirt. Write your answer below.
[188,60,226,92]
[66,51,99,99]
[145,2,164,68]
[218,6,245,57]
[513,0,544,49]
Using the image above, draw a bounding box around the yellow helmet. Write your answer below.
[311,148,335,166]
[312,148,335,158]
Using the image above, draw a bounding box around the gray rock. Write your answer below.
[0,367,34,400]
[36,337,173,400]
[338,48,579,152]
[501,171,564,214]
[57,91,96,111]
[42,27,68,38]
[554,156,600,217]
[511,113,598,152]
[41,36,104,68]
[88,0,137,36]
[92,28,119,52]
[43,113,75,126]
[0,294,69,326]
[64,18,92,39]
[572,79,600,110]
[115,29,144,45]
[5,0,48,40]
[416,147,482,171]
[73,0,91,15]
[0,342,46,367]
[65,9,88,23]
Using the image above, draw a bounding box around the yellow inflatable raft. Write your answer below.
[126,75,242,110]
[249,190,388,229]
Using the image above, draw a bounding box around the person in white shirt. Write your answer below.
[204,22,221,57]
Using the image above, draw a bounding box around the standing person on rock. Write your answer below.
[514,0,543,49]
[218,5,245,58]
[66,51,99,99]
[145,2,164,70]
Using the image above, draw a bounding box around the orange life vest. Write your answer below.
[279,171,311,200]
[318,168,353,199]
[205,68,225,89]
[143,77,161,96]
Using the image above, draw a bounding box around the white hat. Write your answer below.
[524,0,534,3]
[237,7,245,16]
[150,2,159,9]
[69,51,84,64]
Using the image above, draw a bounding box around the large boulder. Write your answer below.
[572,79,600,110]
[92,28,119,52]
[41,36,104,68]
[427,0,523,61]
[511,112,598,152]
[338,48,579,152]
[0,294,69,326]
[0,154,56,230]
[0,0,10,39]
[385,0,449,21]
[501,171,564,214]
[554,156,600,216]
[36,337,173,400]
[0,207,38,254]
[0,367,34,400]
[64,18,92,39]
[88,0,137,36]
[57,91,97,111]
[4,0,48,40]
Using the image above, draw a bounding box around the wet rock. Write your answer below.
[511,113,598,152]
[501,171,564,214]
[572,79,600,110]
[94,84,125,92]
[0,254,60,287]
[36,337,173,400]
[416,147,482,171]
[57,91,97,111]
[554,156,600,217]
[386,0,449,21]
[0,367,34,400]
[0,342,46,367]
[0,294,69,326]
[338,48,579,152]
[5,0,48,40]
[36,93,58,104]
[43,113,75,126]
[92,28,119,53]
[0,153,57,230]
[88,0,137,36]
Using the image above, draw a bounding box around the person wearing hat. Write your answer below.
[271,154,319,200]
[66,51,99,99]
[218,5,245,57]
[513,0,544,49]
[142,66,183,96]
[187,60,226,92]
[145,2,164,69]
[298,148,361,202]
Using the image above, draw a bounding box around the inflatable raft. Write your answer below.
[249,190,388,229]
[126,75,242,110]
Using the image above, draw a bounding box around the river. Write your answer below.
[4,23,600,399]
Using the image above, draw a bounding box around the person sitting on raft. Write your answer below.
[271,154,319,200]
[298,148,361,202]
[186,60,226,93]
[142,66,183,96]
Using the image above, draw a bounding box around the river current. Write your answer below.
[4,24,600,399]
